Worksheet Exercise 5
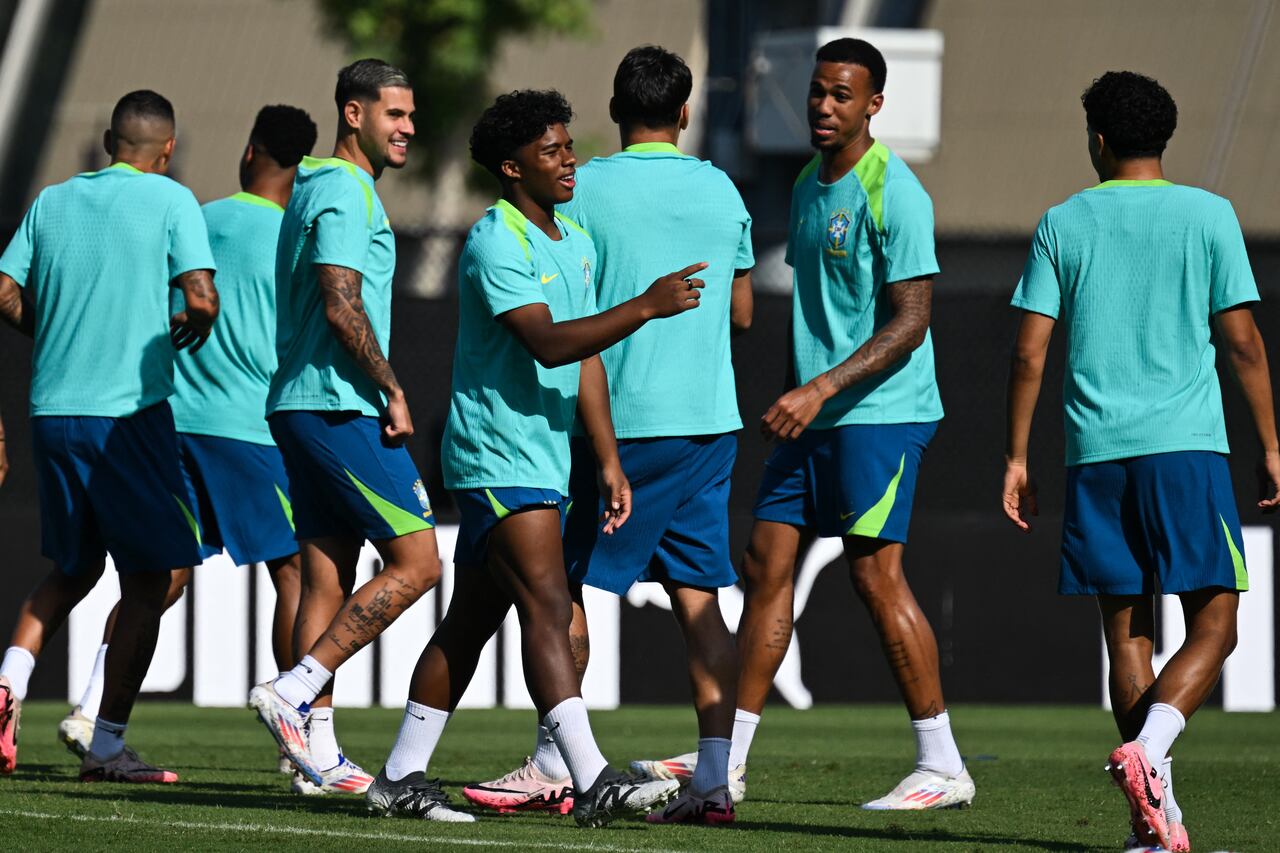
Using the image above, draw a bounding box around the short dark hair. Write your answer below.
[612,45,692,128]
[335,58,410,108]
[1081,71,1178,160]
[110,90,174,133]
[815,38,887,93]
[469,90,574,179]
[250,105,318,168]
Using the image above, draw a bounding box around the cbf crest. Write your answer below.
[582,256,592,286]
[826,209,851,257]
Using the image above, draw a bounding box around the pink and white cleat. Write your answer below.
[1107,742,1169,851]
[645,785,735,825]
[0,675,19,775]
[862,767,976,810]
[291,754,375,796]
[1166,821,1190,852]
[80,746,178,783]
[462,756,575,814]
[629,751,696,783]
[248,680,320,785]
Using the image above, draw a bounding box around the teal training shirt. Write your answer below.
[267,156,395,417]
[1012,179,1259,466]
[0,163,214,418]
[442,200,597,493]
[787,142,943,428]
[169,193,284,444]
[557,142,753,438]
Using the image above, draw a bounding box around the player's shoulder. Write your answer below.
[463,203,535,266]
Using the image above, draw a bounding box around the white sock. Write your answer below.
[690,737,731,793]
[729,708,760,768]
[543,697,608,793]
[912,710,965,776]
[1161,756,1182,824]
[532,723,569,779]
[77,644,109,719]
[0,646,36,701]
[89,717,126,761]
[1136,703,1185,768]
[273,655,331,709]
[384,701,450,782]
[307,707,340,771]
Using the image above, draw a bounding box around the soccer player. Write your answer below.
[1003,71,1277,852]
[0,90,218,782]
[641,38,974,809]
[362,89,704,828]
[247,59,444,796]
[462,46,752,825]
[55,105,324,788]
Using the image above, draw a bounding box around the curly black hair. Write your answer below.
[1081,71,1177,160]
[469,90,573,179]
[250,105,317,168]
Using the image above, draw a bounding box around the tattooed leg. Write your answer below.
[1098,594,1157,740]
[98,570,173,724]
[736,520,810,715]
[568,583,590,684]
[846,538,945,720]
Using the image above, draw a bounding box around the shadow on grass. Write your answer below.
[52,785,372,818]
[731,820,1093,851]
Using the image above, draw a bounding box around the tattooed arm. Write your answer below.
[169,269,219,353]
[0,273,34,337]
[761,276,933,440]
[317,263,412,443]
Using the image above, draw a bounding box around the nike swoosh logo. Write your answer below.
[301,665,313,674]
[839,510,856,520]
[1141,768,1162,810]
[409,712,426,721]
[545,721,561,734]
[541,273,559,284]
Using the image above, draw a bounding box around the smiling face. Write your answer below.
[349,85,415,172]
[807,61,882,152]
[504,122,576,207]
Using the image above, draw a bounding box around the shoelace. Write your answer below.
[395,777,452,815]
[494,759,538,785]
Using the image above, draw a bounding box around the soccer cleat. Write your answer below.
[728,763,747,804]
[572,767,680,828]
[645,784,735,825]
[1107,743,1170,851]
[248,680,319,785]
[79,746,178,783]
[462,756,574,814]
[290,754,375,796]
[1167,821,1190,852]
[0,676,19,775]
[58,706,94,758]
[277,746,294,775]
[861,767,976,810]
[366,769,475,822]
[629,751,696,783]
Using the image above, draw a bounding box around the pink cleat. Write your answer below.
[1107,742,1169,850]
[80,746,178,783]
[646,785,736,825]
[1167,821,1190,852]
[0,676,19,775]
[462,757,574,814]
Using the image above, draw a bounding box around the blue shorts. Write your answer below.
[452,487,568,566]
[268,411,434,542]
[32,402,203,575]
[753,422,937,541]
[565,434,738,595]
[178,433,298,565]
[1061,451,1249,596]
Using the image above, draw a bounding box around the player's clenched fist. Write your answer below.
[642,261,708,318]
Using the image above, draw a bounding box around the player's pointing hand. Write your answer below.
[643,262,708,318]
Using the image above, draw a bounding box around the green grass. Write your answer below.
[3,702,1276,851]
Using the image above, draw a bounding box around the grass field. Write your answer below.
[2,702,1276,851]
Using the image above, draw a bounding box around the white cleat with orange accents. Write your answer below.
[248,680,320,785]
[291,754,375,796]
[861,767,976,810]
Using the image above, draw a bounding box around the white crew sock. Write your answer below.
[532,723,569,779]
[384,701,450,782]
[89,717,127,761]
[307,707,340,771]
[0,646,36,701]
[543,697,608,793]
[273,655,332,709]
[1161,756,1182,825]
[729,708,760,768]
[690,737,731,793]
[912,710,965,776]
[77,644,109,719]
[1136,703,1185,768]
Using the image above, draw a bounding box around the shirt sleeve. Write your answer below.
[0,195,38,287]
[784,185,798,268]
[311,177,372,274]
[471,231,547,318]
[1208,198,1260,313]
[1010,213,1061,319]
[167,188,216,280]
[734,194,755,270]
[881,177,940,283]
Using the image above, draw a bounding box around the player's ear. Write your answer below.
[500,158,521,182]
[679,103,689,131]
[608,97,618,125]
[866,92,884,120]
[342,99,363,132]
[242,143,255,167]
[102,129,113,158]
[163,136,176,159]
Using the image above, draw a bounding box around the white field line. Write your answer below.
[1,809,685,852]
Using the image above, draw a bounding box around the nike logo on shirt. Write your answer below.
[541,273,559,284]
